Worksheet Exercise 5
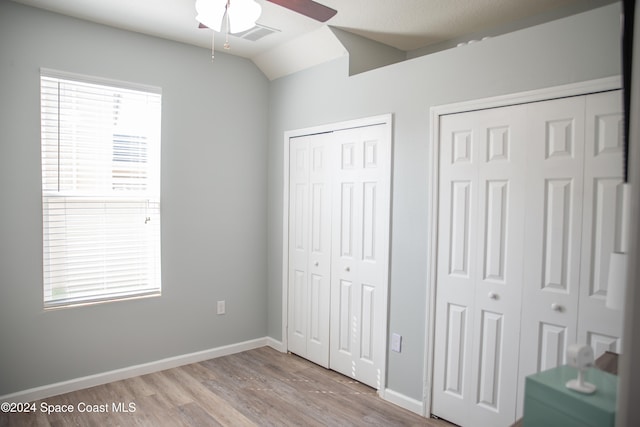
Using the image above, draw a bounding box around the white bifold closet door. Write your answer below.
[432,90,625,427]
[288,132,334,368]
[329,125,391,389]
[514,96,586,417]
[516,91,625,416]
[432,105,528,427]
[577,91,626,353]
[287,122,391,389]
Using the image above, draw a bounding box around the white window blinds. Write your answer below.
[40,70,162,308]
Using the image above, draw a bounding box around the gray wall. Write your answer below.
[267,3,623,400]
[0,1,269,396]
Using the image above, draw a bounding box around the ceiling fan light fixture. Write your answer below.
[195,0,225,32]
[196,0,261,57]
[227,0,262,33]
[195,0,261,33]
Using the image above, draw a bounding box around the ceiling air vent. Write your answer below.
[234,24,280,41]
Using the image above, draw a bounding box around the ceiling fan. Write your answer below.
[196,0,337,56]
[196,0,337,31]
[265,0,337,22]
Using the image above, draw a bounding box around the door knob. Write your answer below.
[314,261,319,267]
[488,292,498,300]
[551,303,563,312]
[345,266,350,272]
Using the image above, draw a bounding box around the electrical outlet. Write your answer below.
[217,300,226,315]
[391,333,402,353]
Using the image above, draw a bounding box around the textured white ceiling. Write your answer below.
[10,0,613,78]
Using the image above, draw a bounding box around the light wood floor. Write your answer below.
[1,346,454,426]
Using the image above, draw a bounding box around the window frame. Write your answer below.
[40,69,162,309]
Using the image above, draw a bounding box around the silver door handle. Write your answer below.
[551,303,563,312]
[314,261,319,267]
[488,292,498,300]
[345,266,350,272]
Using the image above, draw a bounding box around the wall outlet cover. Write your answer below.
[391,333,402,352]
[217,300,226,315]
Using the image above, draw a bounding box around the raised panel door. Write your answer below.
[577,90,625,356]
[287,133,334,367]
[433,105,527,427]
[330,124,391,389]
[516,96,586,417]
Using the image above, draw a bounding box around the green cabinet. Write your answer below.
[523,365,617,427]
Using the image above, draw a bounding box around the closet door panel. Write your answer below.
[433,105,527,427]
[476,310,503,410]
[307,135,333,367]
[433,111,478,426]
[287,133,333,368]
[330,124,391,389]
[538,322,568,371]
[288,141,310,358]
[516,96,586,417]
[577,90,625,357]
[332,181,358,365]
[443,303,469,397]
[470,107,527,427]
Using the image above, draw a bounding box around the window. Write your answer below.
[40,70,162,308]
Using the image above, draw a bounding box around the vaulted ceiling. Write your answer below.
[10,0,616,79]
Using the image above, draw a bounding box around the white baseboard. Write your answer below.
[2,336,427,420]
[265,336,285,352]
[380,388,426,416]
[0,337,269,403]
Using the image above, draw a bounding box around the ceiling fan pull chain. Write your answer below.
[224,0,231,49]
[211,30,215,60]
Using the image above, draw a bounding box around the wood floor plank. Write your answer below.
[0,410,51,427]
[197,362,306,426]
[1,347,453,427]
[168,366,256,427]
[120,374,158,398]
[176,402,222,427]
[141,370,193,407]
[132,393,188,426]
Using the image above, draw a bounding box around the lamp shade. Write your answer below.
[606,252,628,310]
[195,0,226,32]
[227,0,261,33]
[195,0,261,33]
